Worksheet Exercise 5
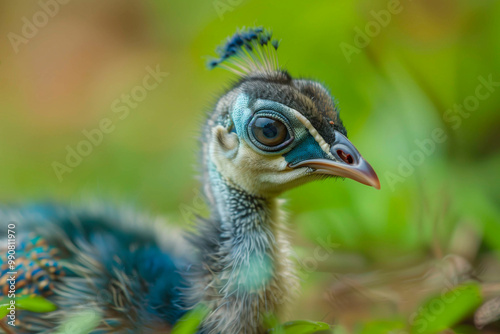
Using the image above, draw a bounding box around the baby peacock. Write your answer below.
[0,28,380,334]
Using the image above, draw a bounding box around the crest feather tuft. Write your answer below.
[208,27,281,76]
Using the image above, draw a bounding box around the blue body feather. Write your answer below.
[0,204,190,333]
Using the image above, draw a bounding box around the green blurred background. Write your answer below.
[1,0,499,332]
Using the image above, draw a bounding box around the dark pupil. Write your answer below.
[262,123,278,139]
[252,117,287,147]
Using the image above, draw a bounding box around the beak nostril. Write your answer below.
[337,149,354,165]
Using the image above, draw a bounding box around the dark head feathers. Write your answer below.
[208,27,281,76]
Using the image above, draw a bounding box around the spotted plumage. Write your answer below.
[0,27,379,334]
[1,205,189,333]
[1,235,64,297]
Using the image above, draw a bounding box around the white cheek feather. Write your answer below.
[292,110,334,159]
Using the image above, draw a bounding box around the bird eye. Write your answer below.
[248,115,293,152]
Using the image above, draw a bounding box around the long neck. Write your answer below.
[190,156,297,334]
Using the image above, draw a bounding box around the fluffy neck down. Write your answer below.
[188,164,298,334]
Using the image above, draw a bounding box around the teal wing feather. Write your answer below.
[0,204,192,333]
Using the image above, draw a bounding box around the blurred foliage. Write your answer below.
[54,310,102,334]
[171,304,209,334]
[14,295,57,313]
[266,320,332,334]
[410,283,483,334]
[1,0,499,333]
[0,295,57,314]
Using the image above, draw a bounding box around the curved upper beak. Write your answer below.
[291,131,381,190]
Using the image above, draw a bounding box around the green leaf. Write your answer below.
[0,302,10,319]
[16,296,57,313]
[359,319,406,334]
[171,304,210,334]
[55,309,102,334]
[263,313,281,331]
[410,283,483,334]
[267,320,331,334]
